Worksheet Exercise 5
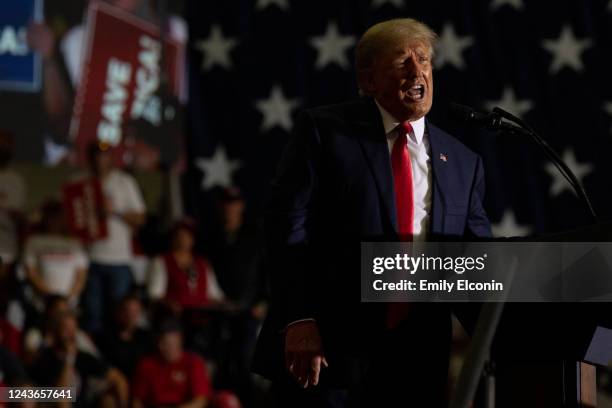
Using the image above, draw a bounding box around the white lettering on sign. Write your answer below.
[0,26,28,56]
[97,58,132,146]
[131,35,161,125]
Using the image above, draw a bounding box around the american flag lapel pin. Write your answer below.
[439,153,448,162]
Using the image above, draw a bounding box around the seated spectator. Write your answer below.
[97,294,152,379]
[132,318,212,408]
[29,310,128,407]
[23,200,88,311]
[0,329,28,387]
[23,296,99,365]
[148,221,224,311]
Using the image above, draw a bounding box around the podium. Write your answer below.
[451,222,612,408]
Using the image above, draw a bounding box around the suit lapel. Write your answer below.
[427,120,450,235]
[353,98,398,236]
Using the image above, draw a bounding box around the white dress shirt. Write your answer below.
[375,101,432,241]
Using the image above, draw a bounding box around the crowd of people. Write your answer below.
[0,130,269,408]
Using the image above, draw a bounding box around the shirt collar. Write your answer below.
[375,99,426,144]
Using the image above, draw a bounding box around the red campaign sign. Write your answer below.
[69,1,181,165]
[62,178,107,242]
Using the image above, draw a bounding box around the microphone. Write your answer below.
[449,103,521,133]
[449,102,598,222]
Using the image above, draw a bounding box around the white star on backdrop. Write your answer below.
[541,25,592,74]
[544,149,593,197]
[485,87,533,118]
[255,85,300,132]
[492,210,532,237]
[309,22,356,70]
[195,25,238,71]
[255,0,289,11]
[604,102,612,131]
[435,24,474,70]
[490,0,523,11]
[371,0,404,8]
[196,146,242,190]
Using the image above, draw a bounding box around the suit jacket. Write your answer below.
[252,97,491,385]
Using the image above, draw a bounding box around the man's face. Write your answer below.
[118,299,141,330]
[55,316,77,347]
[93,150,113,175]
[158,332,183,363]
[365,39,433,122]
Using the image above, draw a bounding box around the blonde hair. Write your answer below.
[355,18,438,93]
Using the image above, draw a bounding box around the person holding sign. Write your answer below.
[81,142,146,334]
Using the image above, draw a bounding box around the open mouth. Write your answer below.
[406,84,425,101]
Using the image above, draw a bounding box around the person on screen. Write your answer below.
[27,0,188,165]
[252,18,491,407]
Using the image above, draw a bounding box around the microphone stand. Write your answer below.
[449,108,599,408]
[488,107,598,223]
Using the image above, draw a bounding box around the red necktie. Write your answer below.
[387,122,414,329]
[392,122,414,241]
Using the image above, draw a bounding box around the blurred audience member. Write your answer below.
[29,310,128,407]
[148,220,224,311]
[0,130,26,269]
[23,200,88,311]
[97,294,152,379]
[208,188,267,314]
[132,318,212,408]
[0,328,28,387]
[23,296,99,365]
[207,188,268,406]
[0,316,22,357]
[82,143,146,333]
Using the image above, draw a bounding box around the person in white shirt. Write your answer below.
[82,143,146,333]
[23,201,88,311]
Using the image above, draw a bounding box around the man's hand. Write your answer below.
[26,23,55,60]
[284,320,328,388]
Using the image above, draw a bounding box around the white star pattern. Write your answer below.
[255,0,289,11]
[255,85,300,132]
[371,0,404,9]
[194,25,238,71]
[541,25,592,74]
[490,0,523,11]
[435,24,474,70]
[309,22,356,70]
[544,149,593,197]
[195,146,241,190]
[492,210,532,237]
[485,87,533,118]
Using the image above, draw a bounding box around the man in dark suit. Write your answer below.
[253,18,491,407]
